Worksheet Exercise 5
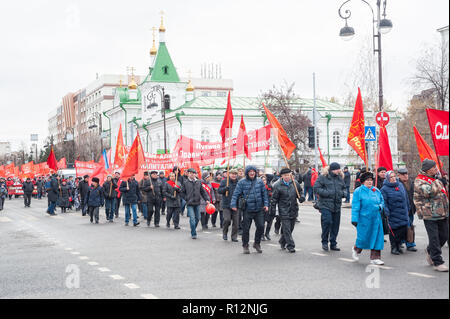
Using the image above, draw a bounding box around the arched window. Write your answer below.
[201,128,210,142]
[333,131,341,148]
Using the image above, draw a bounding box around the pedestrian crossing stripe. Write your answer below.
[0,216,12,222]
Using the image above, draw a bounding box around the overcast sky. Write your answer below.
[0,0,448,151]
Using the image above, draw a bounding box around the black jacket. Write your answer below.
[313,168,346,212]
[84,186,104,207]
[218,178,239,209]
[400,179,416,216]
[78,180,90,200]
[148,177,163,202]
[271,179,304,219]
[47,178,59,202]
[344,171,351,187]
[57,184,71,208]
[163,181,181,208]
[102,180,118,199]
[303,170,312,188]
[119,179,141,205]
[22,181,34,194]
[180,178,209,206]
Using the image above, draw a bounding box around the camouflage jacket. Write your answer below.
[413,171,449,221]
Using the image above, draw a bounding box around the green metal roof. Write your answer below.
[117,87,142,105]
[149,42,180,83]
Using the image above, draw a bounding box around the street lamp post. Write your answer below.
[88,112,103,152]
[146,85,170,154]
[338,0,393,112]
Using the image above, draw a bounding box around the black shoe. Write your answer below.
[288,248,296,253]
[330,246,341,251]
[274,229,279,235]
[398,247,404,254]
[391,247,400,255]
[253,243,262,253]
[265,234,271,241]
[95,221,99,224]
[155,224,160,228]
[280,244,286,250]
[223,234,228,241]
[407,246,417,252]
[175,226,180,229]
[166,224,170,228]
[212,224,216,228]
[90,220,93,223]
[261,236,266,241]
[322,244,329,251]
[243,246,250,254]
[161,212,165,215]
[232,239,238,242]
[295,219,300,223]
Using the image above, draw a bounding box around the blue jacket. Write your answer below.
[119,179,141,205]
[351,185,385,250]
[380,179,410,229]
[84,186,104,207]
[230,165,269,212]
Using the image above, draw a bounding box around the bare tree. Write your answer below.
[411,37,449,110]
[259,82,311,170]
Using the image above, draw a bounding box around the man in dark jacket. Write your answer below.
[376,167,387,190]
[22,178,34,207]
[303,168,313,201]
[343,166,351,203]
[113,172,121,218]
[85,177,104,224]
[173,166,186,216]
[180,168,210,239]
[119,175,141,226]
[159,171,167,215]
[164,172,182,229]
[46,174,59,215]
[78,175,90,216]
[218,169,239,242]
[313,162,347,252]
[231,165,269,254]
[36,177,44,200]
[147,171,164,227]
[271,168,305,253]
[139,172,151,223]
[103,175,118,222]
[398,168,417,252]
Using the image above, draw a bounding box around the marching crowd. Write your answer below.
[0,158,448,271]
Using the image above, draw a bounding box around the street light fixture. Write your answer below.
[146,85,170,154]
[338,0,393,112]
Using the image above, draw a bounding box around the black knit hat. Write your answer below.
[84,175,89,179]
[422,159,436,172]
[92,177,100,183]
[280,167,291,175]
[360,172,374,183]
[329,162,341,171]
[377,167,387,173]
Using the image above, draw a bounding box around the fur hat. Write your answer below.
[360,172,374,183]
[377,167,387,173]
[329,162,341,171]
[92,177,100,184]
[280,167,292,175]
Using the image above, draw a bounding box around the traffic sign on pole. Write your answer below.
[365,126,377,141]
[376,112,390,126]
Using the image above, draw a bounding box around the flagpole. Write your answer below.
[313,72,318,172]
[226,121,231,196]
[275,134,300,199]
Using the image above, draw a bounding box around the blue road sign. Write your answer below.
[365,126,377,141]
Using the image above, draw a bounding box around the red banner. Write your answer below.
[426,109,449,156]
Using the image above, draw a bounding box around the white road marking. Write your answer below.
[79,256,89,260]
[203,231,211,234]
[51,215,63,219]
[339,258,356,263]
[98,267,111,272]
[26,216,38,221]
[71,252,80,255]
[64,248,73,251]
[124,283,140,289]
[0,217,12,222]
[407,272,435,278]
[266,244,279,247]
[371,265,393,270]
[141,294,158,299]
[311,252,327,257]
[88,261,99,266]
[110,275,125,280]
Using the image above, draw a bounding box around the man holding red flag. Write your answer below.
[414,159,449,272]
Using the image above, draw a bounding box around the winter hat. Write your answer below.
[329,162,341,171]
[187,168,197,174]
[422,159,436,172]
[92,177,100,184]
[143,171,149,176]
[229,169,238,175]
[360,172,374,183]
[385,170,395,181]
[280,167,292,175]
[202,171,210,180]
[377,167,387,173]
[83,175,89,179]
[398,168,408,175]
[150,170,158,175]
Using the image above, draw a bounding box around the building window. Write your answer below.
[333,131,340,148]
[201,128,210,142]
[217,91,227,97]
[202,91,210,97]
[163,66,169,75]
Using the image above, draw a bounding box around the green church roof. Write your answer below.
[150,42,180,83]
[116,87,142,105]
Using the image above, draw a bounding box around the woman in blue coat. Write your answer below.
[351,172,385,265]
[380,171,410,255]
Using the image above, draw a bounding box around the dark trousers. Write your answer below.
[105,198,115,220]
[264,208,276,235]
[274,215,281,233]
[147,199,161,225]
[201,212,210,228]
[424,218,449,266]
[0,197,5,210]
[88,206,100,223]
[161,200,166,214]
[223,208,239,240]
[24,193,32,207]
[242,210,264,247]
[238,208,243,232]
[211,210,223,227]
[279,217,296,249]
[80,199,87,216]
[344,186,350,202]
[320,209,341,247]
[389,225,407,250]
[115,196,121,217]
[305,186,314,201]
[166,206,180,226]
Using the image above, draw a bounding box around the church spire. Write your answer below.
[159,11,166,43]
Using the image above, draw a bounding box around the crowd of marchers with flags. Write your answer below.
[0,90,449,271]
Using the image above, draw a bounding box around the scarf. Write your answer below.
[167,180,180,189]
[201,181,212,201]
[417,174,448,198]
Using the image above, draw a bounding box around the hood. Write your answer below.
[383,178,399,188]
[245,165,258,179]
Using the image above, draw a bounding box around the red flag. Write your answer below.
[57,158,67,169]
[318,147,327,167]
[121,133,145,179]
[237,115,251,160]
[347,88,367,166]
[47,146,58,171]
[311,168,319,186]
[378,125,393,171]
[114,124,127,169]
[262,103,296,160]
[220,91,234,144]
[426,109,449,156]
[413,126,443,168]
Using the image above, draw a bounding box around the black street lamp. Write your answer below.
[338,0,393,112]
[146,85,170,154]
[88,112,103,152]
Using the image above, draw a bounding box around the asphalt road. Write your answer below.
[0,197,448,299]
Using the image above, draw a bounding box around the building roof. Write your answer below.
[116,87,142,105]
[148,42,180,83]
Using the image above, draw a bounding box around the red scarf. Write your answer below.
[211,182,220,189]
[417,174,448,198]
[166,180,180,189]
[201,182,212,201]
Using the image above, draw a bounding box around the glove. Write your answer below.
[352,221,357,227]
[298,196,305,203]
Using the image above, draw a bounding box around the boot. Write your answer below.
[243,245,250,254]
[391,246,400,255]
[253,243,262,253]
